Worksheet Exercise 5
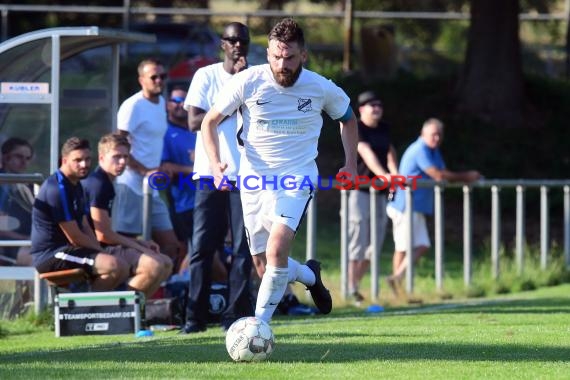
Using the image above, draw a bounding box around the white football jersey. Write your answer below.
[185,62,241,180]
[212,64,350,182]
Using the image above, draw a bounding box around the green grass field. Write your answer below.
[1,284,568,379]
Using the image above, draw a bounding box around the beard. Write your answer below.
[272,64,302,87]
[77,169,90,180]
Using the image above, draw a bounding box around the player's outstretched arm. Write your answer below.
[338,109,359,178]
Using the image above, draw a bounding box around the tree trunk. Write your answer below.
[455,0,524,127]
[566,2,570,79]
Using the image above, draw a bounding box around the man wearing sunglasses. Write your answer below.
[113,58,181,274]
[181,22,253,334]
[160,86,197,275]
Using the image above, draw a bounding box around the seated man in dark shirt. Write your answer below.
[31,137,128,291]
[0,137,35,266]
[82,133,172,297]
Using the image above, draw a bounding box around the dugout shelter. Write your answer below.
[0,26,155,175]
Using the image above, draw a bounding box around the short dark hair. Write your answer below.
[1,137,33,156]
[268,18,305,48]
[169,85,187,95]
[137,57,163,76]
[61,137,90,158]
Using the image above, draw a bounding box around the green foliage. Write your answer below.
[468,244,570,299]
[519,279,537,291]
[465,284,486,298]
[327,72,570,180]
[306,53,345,79]
[433,20,469,61]
[353,0,468,47]
[24,307,54,328]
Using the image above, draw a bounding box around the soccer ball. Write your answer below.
[225,316,275,362]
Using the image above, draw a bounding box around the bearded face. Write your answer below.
[267,40,305,88]
[271,62,302,87]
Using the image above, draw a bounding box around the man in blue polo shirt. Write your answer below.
[31,137,128,291]
[161,86,197,274]
[386,118,481,295]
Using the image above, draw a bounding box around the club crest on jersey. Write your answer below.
[297,98,312,113]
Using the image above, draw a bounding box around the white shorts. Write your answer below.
[241,187,313,255]
[386,205,431,252]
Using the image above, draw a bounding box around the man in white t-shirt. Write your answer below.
[180,22,253,334]
[201,18,359,324]
[113,58,180,272]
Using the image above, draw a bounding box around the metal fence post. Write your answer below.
[405,185,414,294]
[463,185,472,287]
[540,186,549,269]
[515,185,526,275]
[434,184,444,292]
[491,186,501,280]
[563,186,570,269]
[32,181,48,313]
[370,186,379,301]
[142,175,152,241]
[340,189,349,300]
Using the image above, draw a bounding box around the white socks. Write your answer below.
[287,257,316,286]
[255,265,289,322]
[255,259,318,322]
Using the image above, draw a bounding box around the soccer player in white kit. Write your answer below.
[201,18,359,323]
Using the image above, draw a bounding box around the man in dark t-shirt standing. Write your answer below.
[347,91,399,304]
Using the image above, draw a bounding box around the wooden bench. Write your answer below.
[39,268,90,293]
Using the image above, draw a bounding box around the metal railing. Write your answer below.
[340,179,570,301]
[0,173,45,314]
[2,3,569,42]
[142,176,570,302]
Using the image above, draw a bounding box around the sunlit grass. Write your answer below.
[1,285,569,379]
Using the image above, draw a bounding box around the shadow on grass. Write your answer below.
[1,333,568,366]
[327,296,570,318]
[387,297,570,316]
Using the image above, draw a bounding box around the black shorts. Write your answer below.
[34,246,99,277]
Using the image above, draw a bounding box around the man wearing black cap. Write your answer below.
[348,90,399,305]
